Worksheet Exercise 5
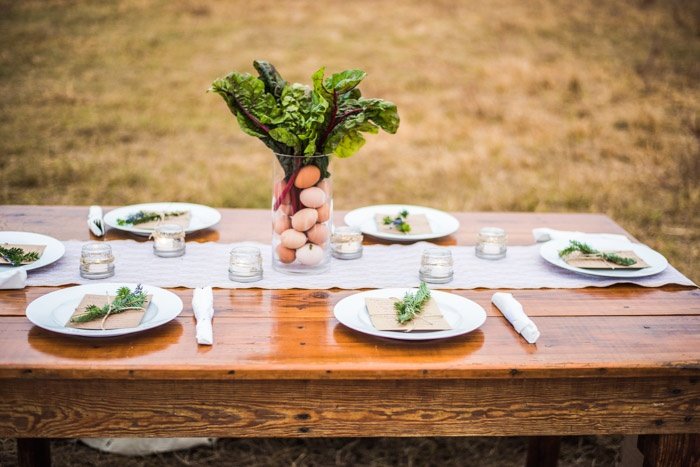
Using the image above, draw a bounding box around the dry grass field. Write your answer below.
[0,0,698,465]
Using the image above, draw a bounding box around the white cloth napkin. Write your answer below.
[532,227,630,244]
[0,269,26,289]
[192,286,214,345]
[492,292,540,344]
[87,205,104,237]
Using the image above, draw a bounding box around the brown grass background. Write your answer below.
[0,0,698,464]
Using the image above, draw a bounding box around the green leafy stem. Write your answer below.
[70,285,148,329]
[383,209,411,233]
[0,245,40,267]
[558,240,637,266]
[395,282,431,324]
[117,210,188,226]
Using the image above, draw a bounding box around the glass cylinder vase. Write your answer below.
[272,153,332,274]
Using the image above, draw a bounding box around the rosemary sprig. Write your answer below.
[0,245,40,267]
[383,209,411,233]
[70,285,147,323]
[117,210,188,226]
[558,240,637,266]
[394,282,431,324]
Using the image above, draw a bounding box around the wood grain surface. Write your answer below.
[0,206,698,446]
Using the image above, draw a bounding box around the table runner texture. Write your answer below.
[25,240,695,289]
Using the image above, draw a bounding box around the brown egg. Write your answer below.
[306,223,329,245]
[316,202,331,223]
[280,229,307,249]
[291,208,318,232]
[316,178,332,196]
[294,165,321,189]
[273,214,291,235]
[273,179,290,205]
[276,244,296,264]
[279,203,294,216]
[299,187,326,208]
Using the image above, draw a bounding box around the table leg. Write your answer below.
[637,434,700,467]
[16,438,51,467]
[525,436,560,467]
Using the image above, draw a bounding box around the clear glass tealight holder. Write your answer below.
[331,226,363,260]
[80,242,115,279]
[419,247,454,284]
[475,227,507,260]
[229,246,263,282]
[152,224,186,258]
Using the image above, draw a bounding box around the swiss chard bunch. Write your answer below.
[209,60,400,181]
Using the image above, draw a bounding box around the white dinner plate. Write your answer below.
[344,204,460,241]
[540,237,668,278]
[334,288,486,341]
[104,202,221,236]
[26,283,183,337]
[0,231,65,271]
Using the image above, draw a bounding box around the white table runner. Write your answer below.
[25,240,695,289]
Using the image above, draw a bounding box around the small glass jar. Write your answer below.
[80,242,115,279]
[331,226,363,260]
[476,227,507,260]
[419,247,453,284]
[152,224,186,258]
[229,246,263,282]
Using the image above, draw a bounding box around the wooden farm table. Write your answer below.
[0,206,698,467]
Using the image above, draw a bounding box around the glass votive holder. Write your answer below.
[331,226,363,260]
[229,246,263,282]
[419,247,454,284]
[475,227,507,260]
[152,224,186,258]
[80,242,115,279]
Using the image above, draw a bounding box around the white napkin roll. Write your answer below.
[492,292,540,344]
[87,205,105,237]
[0,269,27,289]
[192,286,214,345]
[532,227,629,244]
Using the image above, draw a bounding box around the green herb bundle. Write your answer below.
[394,282,431,324]
[383,209,411,233]
[558,240,637,266]
[0,245,40,267]
[71,285,148,324]
[117,210,187,226]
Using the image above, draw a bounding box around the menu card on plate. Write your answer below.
[67,294,152,330]
[374,213,432,235]
[0,243,46,265]
[136,212,191,230]
[563,251,649,269]
[365,297,451,331]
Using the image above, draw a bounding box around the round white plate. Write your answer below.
[104,202,221,236]
[334,288,486,341]
[26,283,183,337]
[540,237,668,278]
[0,231,65,271]
[344,204,460,242]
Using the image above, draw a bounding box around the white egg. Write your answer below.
[296,243,325,266]
[280,229,307,249]
[299,187,326,208]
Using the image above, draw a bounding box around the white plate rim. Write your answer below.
[0,231,66,272]
[103,202,222,236]
[539,238,669,278]
[343,204,460,241]
[26,283,184,337]
[333,288,486,341]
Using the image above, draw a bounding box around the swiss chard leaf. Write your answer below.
[253,60,286,102]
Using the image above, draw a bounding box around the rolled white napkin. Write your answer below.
[532,227,629,244]
[492,292,540,344]
[192,286,214,345]
[87,205,105,237]
[0,269,27,289]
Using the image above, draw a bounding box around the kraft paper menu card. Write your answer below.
[67,294,152,330]
[365,297,451,331]
[136,211,191,230]
[563,250,649,269]
[0,243,46,265]
[374,214,432,235]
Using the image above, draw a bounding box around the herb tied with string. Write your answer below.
[395,282,431,324]
[70,285,148,324]
[383,209,411,233]
[117,210,188,226]
[0,245,40,267]
[558,240,637,266]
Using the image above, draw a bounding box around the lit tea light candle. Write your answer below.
[152,224,186,258]
[229,246,263,282]
[475,227,507,260]
[331,226,363,260]
[80,242,115,279]
[419,247,454,283]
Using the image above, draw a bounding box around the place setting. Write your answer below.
[344,204,460,242]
